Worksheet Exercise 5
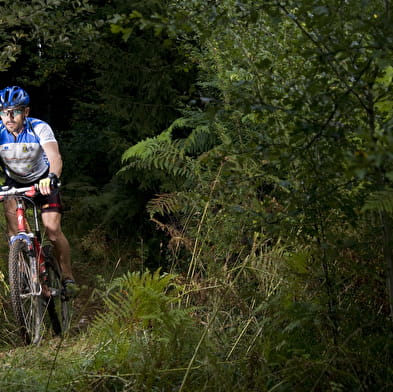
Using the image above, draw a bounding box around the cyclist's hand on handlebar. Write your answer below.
[39,173,59,195]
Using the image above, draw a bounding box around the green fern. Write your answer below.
[121,129,171,160]
[167,116,217,155]
[90,269,188,339]
[361,189,393,214]
[119,114,217,180]
[119,132,193,178]
[86,268,204,391]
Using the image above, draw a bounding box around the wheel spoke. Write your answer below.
[9,240,43,345]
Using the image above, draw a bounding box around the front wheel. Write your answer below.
[9,239,43,345]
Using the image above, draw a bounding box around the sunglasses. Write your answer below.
[0,108,24,117]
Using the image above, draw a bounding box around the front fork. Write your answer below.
[14,199,48,297]
[33,237,52,298]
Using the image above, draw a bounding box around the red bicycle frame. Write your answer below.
[14,189,49,296]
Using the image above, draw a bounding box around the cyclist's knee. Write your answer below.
[44,223,62,240]
[47,230,69,247]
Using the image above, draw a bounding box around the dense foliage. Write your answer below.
[0,0,392,390]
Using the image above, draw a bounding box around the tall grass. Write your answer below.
[0,215,392,391]
[77,234,289,391]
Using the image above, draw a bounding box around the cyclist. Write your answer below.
[0,86,77,297]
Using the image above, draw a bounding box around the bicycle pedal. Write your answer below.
[49,287,61,297]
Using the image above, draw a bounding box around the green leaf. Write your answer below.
[362,189,393,214]
[376,65,393,87]
[129,10,143,19]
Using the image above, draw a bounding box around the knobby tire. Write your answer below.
[9,239,43,345]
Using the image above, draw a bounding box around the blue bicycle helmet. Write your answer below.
[0,86,30,109]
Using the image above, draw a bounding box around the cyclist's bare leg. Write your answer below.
[41,211,74,281]
[4,198,18,238]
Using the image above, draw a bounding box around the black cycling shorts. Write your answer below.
[4,174,63,214]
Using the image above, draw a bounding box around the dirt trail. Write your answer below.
[69,264,102,334]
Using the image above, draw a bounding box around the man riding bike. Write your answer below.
[0,85,77,298]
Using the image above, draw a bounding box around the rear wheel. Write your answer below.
[43,245,72,335]
[9,239,43,345]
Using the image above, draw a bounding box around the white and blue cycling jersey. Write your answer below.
[0,117,57,183]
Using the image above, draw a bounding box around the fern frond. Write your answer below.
[91,269,183,338]
[166,117,191,132]
[179,125,217,155]
[121,129,171,163]
[119,129,195,178]
[147,192,181,217]
[167,114,216,155]
[361,189,393,214]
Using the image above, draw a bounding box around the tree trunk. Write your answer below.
[381,211,393,319]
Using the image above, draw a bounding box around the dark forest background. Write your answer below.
[0,1,392,391]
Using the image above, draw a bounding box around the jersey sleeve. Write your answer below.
[34,122,57,145]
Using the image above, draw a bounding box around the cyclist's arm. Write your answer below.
[42,141,62,178]
[40,141,62,195]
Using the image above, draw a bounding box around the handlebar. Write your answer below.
[0,182,61,199]
[0,185,39,198]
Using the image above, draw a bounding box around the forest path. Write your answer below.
[68,262,103,335]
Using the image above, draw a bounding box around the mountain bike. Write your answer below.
[0,184,72,345]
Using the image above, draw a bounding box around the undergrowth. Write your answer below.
[0,236,391,391]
